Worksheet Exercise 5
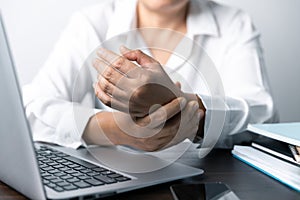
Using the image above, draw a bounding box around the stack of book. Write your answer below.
[232,123,300,192]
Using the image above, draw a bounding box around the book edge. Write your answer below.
[232,148,300,192]
[247,124,300,146]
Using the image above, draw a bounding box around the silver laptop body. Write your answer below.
[0,14,203,199]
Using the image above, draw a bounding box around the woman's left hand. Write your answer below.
[93,46,196,117]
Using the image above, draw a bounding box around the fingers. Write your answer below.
[182,101,200,122]
[185,108,204,141]
[120,45,159,69]
[96,48,138,77]
[94,82,129,113]
[179,101,201,135]
[93,58,124,85]
[97,74,129,101]
[179,101,204,141]
[161,97,186,121]
[162,101,202,148]
[139,97,187,128]
[132,100,202,152]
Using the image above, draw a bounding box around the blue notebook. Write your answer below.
[248,123,300,146]
[232,146,300,192]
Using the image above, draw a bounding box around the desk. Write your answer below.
[1,149,299,200]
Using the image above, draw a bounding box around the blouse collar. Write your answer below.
[105,0,220,40]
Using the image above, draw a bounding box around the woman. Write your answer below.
[23,0,277,151]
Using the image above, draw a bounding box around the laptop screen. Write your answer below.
[0,15,46,199]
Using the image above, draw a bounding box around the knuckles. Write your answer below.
[102,67,113,80]
[133,49,142,57]
[101,80,110,93]
[113,56,125,70]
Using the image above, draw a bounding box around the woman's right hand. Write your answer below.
[83,97,202,151]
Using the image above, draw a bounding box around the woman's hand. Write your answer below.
[83,97,203,151]
[93,46,197,118]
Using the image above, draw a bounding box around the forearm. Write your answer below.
[83,112,122,146]
[82,111,156,150]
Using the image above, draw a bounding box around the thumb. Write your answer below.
[119,45,131,55]
[119,45,159,69]
[142,97,187,129]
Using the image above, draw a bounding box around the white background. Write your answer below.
[0,0,299,122]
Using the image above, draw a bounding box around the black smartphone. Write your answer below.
[170,182,240,200]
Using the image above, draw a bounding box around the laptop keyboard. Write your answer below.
[35,145,131,192]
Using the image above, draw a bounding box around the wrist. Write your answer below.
[101,112,138,148]
[182,93,206,142]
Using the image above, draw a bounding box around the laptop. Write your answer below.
[0,14,203,199]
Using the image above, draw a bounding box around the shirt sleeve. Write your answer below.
[200,11,278,149]
[22,12,103,149]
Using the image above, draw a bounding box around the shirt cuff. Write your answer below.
[197,95,228,151]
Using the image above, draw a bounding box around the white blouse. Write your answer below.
[23,0,278,149]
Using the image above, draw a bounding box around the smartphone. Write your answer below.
[170,182,240,200]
